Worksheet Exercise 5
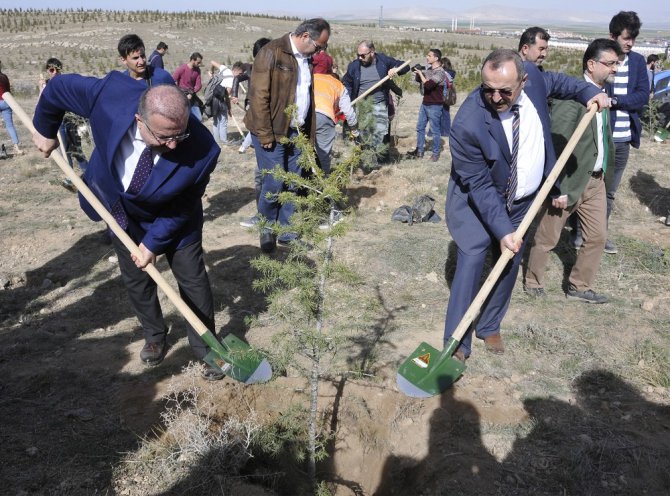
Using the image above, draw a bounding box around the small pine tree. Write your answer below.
[251,105,361,493]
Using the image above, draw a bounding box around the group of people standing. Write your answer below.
[26,10,654,378]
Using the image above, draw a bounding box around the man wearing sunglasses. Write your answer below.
[443,49,609,362]
[342,40,409,164]
[32,77,224,380]
[244,18,331,252]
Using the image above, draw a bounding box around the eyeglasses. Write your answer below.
[310,39,326,53]
[357,51,372,59]
[596,59,620,68]
[141,119,189,144]
[480,84,516,97]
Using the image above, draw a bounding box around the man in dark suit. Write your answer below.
[525,39,622,305]
[603,11,649,254]
[443,49,609,361]
[32,76,224,379]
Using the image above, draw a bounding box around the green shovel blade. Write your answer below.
[654,127,669,142]
[396,339,466,397]
[202,332,272,385]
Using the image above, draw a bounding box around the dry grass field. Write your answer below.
[1,10,669,496]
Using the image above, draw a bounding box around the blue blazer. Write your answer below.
[446,63,600,254]
[33,72,220,255]
[606,50,648,149]
[342,52,410,101]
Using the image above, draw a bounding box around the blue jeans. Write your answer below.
[440,105,451,137]
[251,129,302,229]
[416,104,441,155]
[0,99,20,145]
[211,113,229,143]
[190,104,202,122]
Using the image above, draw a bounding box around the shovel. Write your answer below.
[3,91,272,385]
[397,103,599,398]
[654,119,670,142]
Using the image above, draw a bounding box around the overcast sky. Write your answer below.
[0,0,663,22]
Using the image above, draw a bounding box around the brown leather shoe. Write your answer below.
[140,340,167,366]
[484,334,505,354]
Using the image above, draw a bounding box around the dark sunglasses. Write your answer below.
[480,84,515,97]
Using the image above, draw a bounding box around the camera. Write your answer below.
[412,63,424,71]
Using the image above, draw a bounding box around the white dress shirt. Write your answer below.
[289,34,312,127]
[113,123,159,191]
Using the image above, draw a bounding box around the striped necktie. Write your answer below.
[506,104,520,211]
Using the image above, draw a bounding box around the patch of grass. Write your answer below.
[602,236,669,275]
[633,340,670,387]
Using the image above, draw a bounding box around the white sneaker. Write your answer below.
[319,210,344,230]
[238,145,247,154]
[239,214,260,228]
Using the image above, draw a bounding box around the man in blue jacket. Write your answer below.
[342,41,409,163]
[32,76,224,379]
[443,49,609,361]
[603,11,649,254]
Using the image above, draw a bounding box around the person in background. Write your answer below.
[518,26,550,69]
[117,34,174,87]
[440,57,456,138]
[148,41,168,70]
[603,11,649,254]
[406,48,447,162]
[38,57,88,190]
[0,60,24,156]
[173,52,204,121]
[647,54,659,93]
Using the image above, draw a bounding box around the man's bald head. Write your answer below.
[138,84,189,126]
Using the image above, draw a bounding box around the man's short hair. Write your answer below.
[482,49,526,82]
[429,48,442,60]
[189,52,203,62]
[138,84,189,123]
[252,38,271,58]
[294,18,331,40]
[518,27,550,51]
[157,41,168,51]
[45,57,63,71]
[609,11,641,39]
[118,34,145,58]
[583,38,623,72]
[232,61,244,71]
[647,54,660,64]
[359,40,375,52]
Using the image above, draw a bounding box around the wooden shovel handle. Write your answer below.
[451,103,598,342]
[349,59,411,107]
[2,91,211,339]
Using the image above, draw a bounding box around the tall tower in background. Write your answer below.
[379,5,383,28]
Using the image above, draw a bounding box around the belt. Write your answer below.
[589,170,604,178]
[512,192,537,205]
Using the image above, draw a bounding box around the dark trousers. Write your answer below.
[443,194,533,357]
[112,235,215,359]
[606,141,631,223]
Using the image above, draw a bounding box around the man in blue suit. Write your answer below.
[444,49,609,361]
[32,76,224,379]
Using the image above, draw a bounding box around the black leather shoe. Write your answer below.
[406,148,424,159]
[260,230,276,253]
[140,340,167,366]
[201,363,226,381]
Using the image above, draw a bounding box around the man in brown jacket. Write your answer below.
[244,18,330,252]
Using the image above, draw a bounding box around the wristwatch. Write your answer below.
[610,96,618,107]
